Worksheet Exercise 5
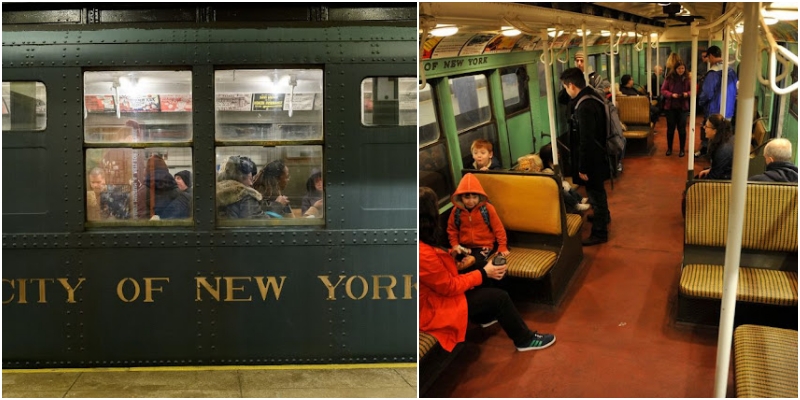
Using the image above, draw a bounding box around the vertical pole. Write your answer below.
[688,26,699,174]
[713,3,758,398]
[542,29,559,167]
[610,29,617,105]
[646,33,652,98]
[582,23,589,86]
[720,24,731,118]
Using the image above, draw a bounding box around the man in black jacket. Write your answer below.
[560,67,611,246]
[749,138,799,182]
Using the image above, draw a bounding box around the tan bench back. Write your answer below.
[616,96,650,125]
[685,181,798,251]
[473,173,562,236]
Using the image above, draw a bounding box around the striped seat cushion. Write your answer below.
[680,264,798,306]
[734,324,798,398]
[419,331,438,359]
[623,129,649,139]
[685,182,798,251]
[504,248,557,279]
[566,214,582,237]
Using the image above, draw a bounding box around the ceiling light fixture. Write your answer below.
[430,24,458,37]
[501,26,521,37]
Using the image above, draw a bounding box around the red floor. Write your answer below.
[424,116,736,397]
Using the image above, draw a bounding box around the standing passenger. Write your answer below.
[560,67,611,246]
[696,45,738,157]
[419,187,556,352]
[661,62,691,157]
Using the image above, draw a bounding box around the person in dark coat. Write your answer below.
[216,155,266,219]
[749,138,799,183]
[136,155,191,219]
[174,170,192,195]
[697,114,734,180]
[301,169,324,217]
[661,61,692,157]
[560,67,611,246]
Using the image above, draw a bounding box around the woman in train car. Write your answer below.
[253,159,293,218]
[696,114,734,180]
[216,155,266,219]
[661,61,691,157]
[419,186,556,353]
[136,155,191,219]
[301,169,324,218]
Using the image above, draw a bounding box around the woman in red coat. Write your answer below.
[419,187,556,352]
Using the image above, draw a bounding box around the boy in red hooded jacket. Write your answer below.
[447,173,509,272]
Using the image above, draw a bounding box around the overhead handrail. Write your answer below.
[758,4,800,95]
[554,27,575,65]
[633,29,647,52]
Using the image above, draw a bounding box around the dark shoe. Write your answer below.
[665,149,672,156]
[679,150,685,157]
[582,236,608,246]
[694,149,707,157]
[516,331,556,352]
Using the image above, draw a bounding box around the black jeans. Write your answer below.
[466,287,535,347]
[585,180,609,240]
[665,108,688,151]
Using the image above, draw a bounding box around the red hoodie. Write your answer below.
[419,242,483,352]
[446,173,509,253]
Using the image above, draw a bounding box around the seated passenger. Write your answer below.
[87,167,106,221]
[447,173,509,273]
[216,155,266,219]
[136,155,190,219]
[301,169,324,218]
[174,170,192,195]
[539,144,590,214]
[618,75,642,96]
[420,186,556,352]
[467,139,501,171]
[696,114,734,180]
[253,160,293,217]
[749,138,798,183]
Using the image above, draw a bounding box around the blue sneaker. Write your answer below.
[516,332,556,351]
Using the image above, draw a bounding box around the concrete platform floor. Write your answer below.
[1,364,417,398]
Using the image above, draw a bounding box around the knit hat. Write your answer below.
[574,51,585,60]
[175,170,192,189]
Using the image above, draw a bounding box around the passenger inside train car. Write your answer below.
[301,169,324,217]
[254,159,293,217]
[749,138,799,182]
[136,154,191,220]
[696,114,734,180]
[174,170,192,194]
[419,186,556,353]
[216,155,265,219]
[466,139,502,170]
[419,2,797,397]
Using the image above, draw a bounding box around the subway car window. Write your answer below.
[361,77,417,126]
[419,84,440,147]
[83,71,192,143]
[501,67,530,116]
[419,142,453,208]
[214,69,323,141]
[2,81,46,131]
[215,146,324,224]
[85,147,193,222]
[449,74,491,133]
